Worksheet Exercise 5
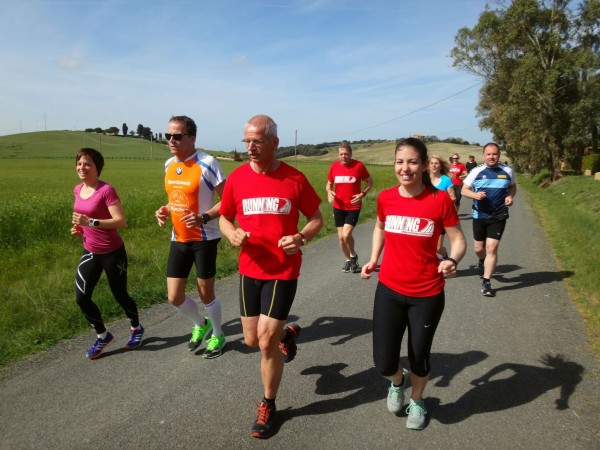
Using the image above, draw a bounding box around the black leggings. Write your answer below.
[372,282,445,378]
[75,244,139,334]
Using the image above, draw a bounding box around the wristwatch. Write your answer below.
[89,218,100,228]
[298,232,307,246]
[201,213,211,224]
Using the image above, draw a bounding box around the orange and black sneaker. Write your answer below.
[251,399,276,439]
[278,322,301,363]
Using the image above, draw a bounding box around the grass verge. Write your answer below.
[519,172,600,362]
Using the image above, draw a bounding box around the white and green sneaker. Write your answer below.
[387,368,409,414]
[203,333,226,359]
[188,318,212,351]
[405,399,427,430]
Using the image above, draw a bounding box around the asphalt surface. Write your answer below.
[2,195,599,449]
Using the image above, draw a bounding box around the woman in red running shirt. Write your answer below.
[361,138,466,430]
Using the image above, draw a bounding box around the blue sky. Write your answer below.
[0,0,493,150]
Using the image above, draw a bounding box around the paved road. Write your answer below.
[2,195,599,449]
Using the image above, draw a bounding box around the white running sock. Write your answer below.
[204,298,222,336]
[175,295,205,327]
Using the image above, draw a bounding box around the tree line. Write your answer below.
[84,123,158,141]
[451,0,599,180]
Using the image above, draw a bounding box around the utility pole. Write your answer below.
[294,129,298,167]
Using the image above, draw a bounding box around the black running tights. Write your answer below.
[372,282,445,378]
[75,245,139,334]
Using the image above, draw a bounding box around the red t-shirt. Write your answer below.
[327,160,371,210]
[449,162,467,186]
[376,186,459,297]
[220,162,322,280]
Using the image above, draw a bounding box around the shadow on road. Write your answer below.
[273,350,491,434]
[494,268,574,292]
[428,353,584,424]
[302,316,372,345]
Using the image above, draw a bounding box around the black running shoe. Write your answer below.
[350,255,360,273]
[251,400,276,439]
[279,322,301,363]
[476,261,485,278]
[481,280,495,297]
[342,260,351,272]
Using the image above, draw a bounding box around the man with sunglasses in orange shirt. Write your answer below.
[154,115,227,358]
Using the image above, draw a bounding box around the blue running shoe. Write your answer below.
[481,280,495,297]
[126,325,144,349]
[86,332,114,359]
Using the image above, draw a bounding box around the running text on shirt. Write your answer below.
[242,197,292,215]
[384,215,434,237]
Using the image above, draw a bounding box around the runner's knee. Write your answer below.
[408,355,431,377]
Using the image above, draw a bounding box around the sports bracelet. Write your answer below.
[447,257,458,267]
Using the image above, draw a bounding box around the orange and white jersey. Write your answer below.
[164,151,225,242]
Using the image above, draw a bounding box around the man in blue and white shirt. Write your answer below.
[462,142,517,297]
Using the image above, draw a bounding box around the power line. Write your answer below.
[317,81,484,140]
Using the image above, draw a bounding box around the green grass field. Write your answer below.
[0,135,399,365]
[1,131,597,365]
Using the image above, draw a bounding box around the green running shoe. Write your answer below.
[203,333,226,359]
[188,318,212,351]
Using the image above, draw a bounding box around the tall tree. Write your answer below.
[451,0,600,179]
[122,123,128,136]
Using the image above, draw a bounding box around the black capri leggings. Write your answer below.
[75,244,139,334]
[372,281,445,378]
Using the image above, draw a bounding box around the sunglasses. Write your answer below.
[165,133,191,141]
[451,157,459,160]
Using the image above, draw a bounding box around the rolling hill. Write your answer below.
[0,131,485,165]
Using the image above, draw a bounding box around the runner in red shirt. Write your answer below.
[220,115,323,439]
[326,141,373,273]
[448,153,468,209]
[361,138,466,430]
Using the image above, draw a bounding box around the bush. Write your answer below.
[582,154,600,173]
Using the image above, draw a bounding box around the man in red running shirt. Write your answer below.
[219,114,323,439]
[326,141,373,273]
